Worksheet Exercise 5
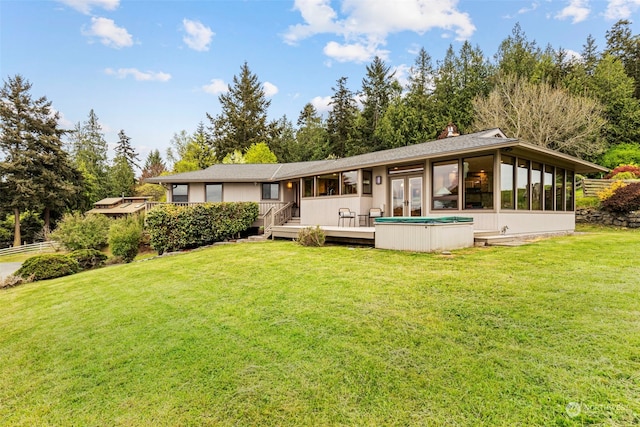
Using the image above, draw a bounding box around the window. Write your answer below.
[261,183,279,200]
[566,171,574,211]
[303,177,314,197]
[172,184,188,203]
[362,170,372,195]
[531,162,542,210]
[316,173,339,196]
[341,170,358,195]
[206,184,222,202]
[463,155,493,209]
[517,159,530,210]
[556,168,565,211]
[432,160,459,210]
[500,156,515,209]
[544,165,554,211]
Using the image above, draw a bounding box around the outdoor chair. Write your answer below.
[368,207,383,226]
[338,208,356,227]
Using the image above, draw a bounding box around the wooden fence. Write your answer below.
[0,241,61,257]
[582,178,639,197]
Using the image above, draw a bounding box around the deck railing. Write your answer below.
[263,202,293,239]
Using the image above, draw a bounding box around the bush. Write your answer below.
[604,164,640,179]
[50,212,111,251]
[296,226,326,247]
[108,217,143,263]
[15,254,79,281]
[601,182,640,214]
[68,249,108,270]
[145,202,259,254]
[597,180,628,201]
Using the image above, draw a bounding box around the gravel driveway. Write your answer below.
[0,263,22,281]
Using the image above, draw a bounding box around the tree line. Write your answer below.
[2,20,640,247]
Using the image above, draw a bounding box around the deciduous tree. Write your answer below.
[472,73,606,160]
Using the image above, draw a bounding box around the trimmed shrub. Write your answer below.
[604,164,640,179]
[600,144,640,170]
[601,182,640,214]
[68,249,108,270]
[296,226,326,247]
[108,217,143,263]
[15,254,79,281]
[145,202,259,254]
[50,212,111,251]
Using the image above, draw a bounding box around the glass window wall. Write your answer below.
[341,171,358,195]
[517,159,530,210]
[463,155,494,209]
[433,160,459,210]
[501,156,515,209]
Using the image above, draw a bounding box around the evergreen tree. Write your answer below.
[208,62,272,160]
[359,56,399,152]
[327,77,359,158]
[140,149,167,181]
[0,75,81,245]
[589,54,640,145]
[171,123,217,172]
[69,109,110,207]
[109,130,139,197]
[269,115,301,162]
[605,20,640,99]
[295,104,329,161]
[494,23,541,81]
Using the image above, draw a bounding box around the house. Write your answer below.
[145,129,607,237]
[86,196,151,218]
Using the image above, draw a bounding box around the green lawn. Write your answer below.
[1,229,639,426]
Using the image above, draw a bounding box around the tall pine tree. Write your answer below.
[0,75,81,245]
[109,129,139,197]
[208,62,272,160]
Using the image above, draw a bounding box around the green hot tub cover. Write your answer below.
[374,216,473,224]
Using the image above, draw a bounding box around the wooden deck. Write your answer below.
[271,225,376,245]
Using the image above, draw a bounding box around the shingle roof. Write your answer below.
[145,129,606,183]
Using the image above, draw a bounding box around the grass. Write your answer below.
[1,230,639,426]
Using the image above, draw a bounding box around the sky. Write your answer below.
[1,0,639,163]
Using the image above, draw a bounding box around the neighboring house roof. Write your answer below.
[86,197,150,216]
[146,129,606,185]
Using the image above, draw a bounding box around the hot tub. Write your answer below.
[374,216,474,252]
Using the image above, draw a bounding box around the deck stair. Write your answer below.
[473,231,521,246]
[287,217,300,225]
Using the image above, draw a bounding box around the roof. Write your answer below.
[146,129,607,184]
[87,197,150,216]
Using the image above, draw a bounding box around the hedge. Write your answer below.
[145,202,259,254]
[15,254,80,281]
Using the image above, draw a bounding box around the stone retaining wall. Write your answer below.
[576,208,640,228]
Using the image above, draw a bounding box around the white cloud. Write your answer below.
[311,95,332,114]
[555,0,591,23]
[285,0,475,63]
[323,41,385,63]
[202,79,228,95]
[263,82,279,97]
[182,18,214,51]
[57,0,119,15]
[517,2,540,15]
[605,0,640,19]
[83,17,133,48]
[105,68,171,81]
